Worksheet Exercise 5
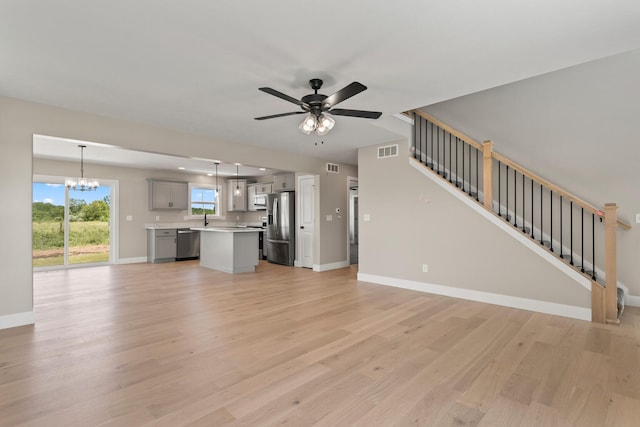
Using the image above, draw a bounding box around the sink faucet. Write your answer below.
[204,213,209,227]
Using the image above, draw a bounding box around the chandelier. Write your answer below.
[65,145,99,191]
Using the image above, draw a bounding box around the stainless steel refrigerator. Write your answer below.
[266,192,295,266]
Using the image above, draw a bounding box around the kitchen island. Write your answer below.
[191,227,260,274]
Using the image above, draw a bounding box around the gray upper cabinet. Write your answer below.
[272,174,295,192]
[255,182,273,195]
[148,179,188,210]
[247,184,258,212]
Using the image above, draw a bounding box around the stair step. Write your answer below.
[498,213,512,221]
[559,253,571,259]
[520,227,531,234]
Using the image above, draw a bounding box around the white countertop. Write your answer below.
[191,226,262,233]
[145,223,263,230]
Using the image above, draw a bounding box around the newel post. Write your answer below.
[604,203,618,322]
[482,140,494,210]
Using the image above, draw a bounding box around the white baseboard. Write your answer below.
[313,260,350,272]
[626,294,640,307]
[117,257,147,264]
[0,310,35,330]
[357,273,591,322]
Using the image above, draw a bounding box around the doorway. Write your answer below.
[348,177,358,265]
[298,175,315,268]
[32,178,114,268]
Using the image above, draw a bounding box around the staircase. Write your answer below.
[409,110,631,324]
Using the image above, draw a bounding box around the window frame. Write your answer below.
[188,183,222,219]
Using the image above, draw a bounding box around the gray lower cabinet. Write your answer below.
[147,229,176,263]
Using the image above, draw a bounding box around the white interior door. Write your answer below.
[299,176,314,268]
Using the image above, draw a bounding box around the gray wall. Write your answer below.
[0,95,354,323]
[422,48,640,296]
[358,142,590,308]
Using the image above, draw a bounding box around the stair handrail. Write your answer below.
[409,108,630,323]
[492,152,630,230]
[410,109,631,230]
[412,110,484,150]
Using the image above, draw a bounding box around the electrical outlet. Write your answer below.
[155,216,160,221]
[422,264,429,273]
[363,214,370,222]
[326,214,333,222]
[636,213,640,224]
[126,215,133,221]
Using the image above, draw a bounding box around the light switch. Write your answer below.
[636,213,640,224]
[363,214,370,222]
[326,214,333,222]
[126,215,133,221]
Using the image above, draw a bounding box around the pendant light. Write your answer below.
[215,162,219,207]
[234,163,241,196]
[214,162,219,189]
[65,145,99,191]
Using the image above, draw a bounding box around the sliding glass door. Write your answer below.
[33,180,112,268]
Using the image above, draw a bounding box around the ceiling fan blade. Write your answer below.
[259,87,306,107]
[254,111,305,120]
[323,82,367,108]
[329,108,382,119]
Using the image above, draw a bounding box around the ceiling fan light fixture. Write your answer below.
[299,113,317,134]
[304,114,316,128]
[316,114,335,135]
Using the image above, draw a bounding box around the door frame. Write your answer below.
[32,174,119,270]
[296,174,317,268]
[347,176,358,265]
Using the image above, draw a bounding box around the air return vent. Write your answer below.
[326,163,340,173]
[377,144,399,159]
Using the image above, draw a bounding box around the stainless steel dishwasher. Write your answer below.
[176,229,200,260]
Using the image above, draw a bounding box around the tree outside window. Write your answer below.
[189,184,220,217]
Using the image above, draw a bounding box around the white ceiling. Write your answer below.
[3,1,640,168]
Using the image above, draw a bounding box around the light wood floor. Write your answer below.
[2,261,640,426]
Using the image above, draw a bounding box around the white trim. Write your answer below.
[117,257,147,265]
[187,182,222,219]
[409,158,591,290]
[313,260,350,272]
[0,311,35,330]
[109,179,119,264]
[358,273,591,322]
[626,294,640,307]
[347,176,358,266]
[297,174,316,269]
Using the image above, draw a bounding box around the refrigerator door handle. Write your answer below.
[273,198,279,228]
[267,238,289,244]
